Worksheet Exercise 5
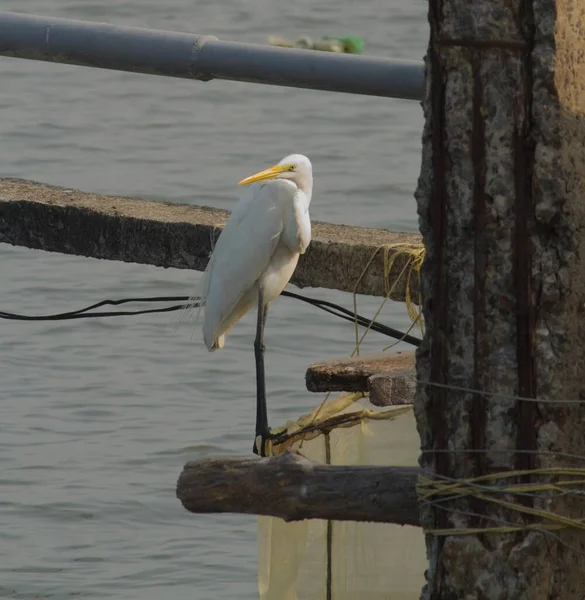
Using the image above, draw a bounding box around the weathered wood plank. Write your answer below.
[305,351,415,393]
[176,450,421,526]
[0,177,421,299]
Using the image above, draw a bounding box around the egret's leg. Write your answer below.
[253,287,270,456]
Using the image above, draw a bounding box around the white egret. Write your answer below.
[198,154,313,456]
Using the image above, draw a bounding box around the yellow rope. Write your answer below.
[274,243,424,456]
[351,245,384,356]
[418,468,585,536]
[425,520,585,537]
[272,399,412,455]
[382,243,424,330]
[270,241,585,542]
[350,242,425,357]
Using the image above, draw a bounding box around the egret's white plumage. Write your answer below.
[201,153,313,351]
[187,153,313,455]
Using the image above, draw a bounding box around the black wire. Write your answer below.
[0,296,195,321]
[282,291,421,346]
[0,304,186,321]
[0,290,421,346]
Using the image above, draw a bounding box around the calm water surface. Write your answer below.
[1,1,428,598]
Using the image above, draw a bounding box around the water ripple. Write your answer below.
[1,1,427,598]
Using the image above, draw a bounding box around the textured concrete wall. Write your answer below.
[414,0,585,597]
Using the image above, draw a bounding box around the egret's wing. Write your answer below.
[181,224,220,327]
[201,184,258,301]
[203,182,290,345]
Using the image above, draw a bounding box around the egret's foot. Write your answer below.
[252,430,282,457]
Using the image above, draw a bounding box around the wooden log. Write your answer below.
[176,450,421,526]
[305,351,415,393]
[0,177,421,299]
[414,0,585,596]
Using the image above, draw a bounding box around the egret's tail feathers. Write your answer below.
[207,334,225,352]
[203,330,225,352]
[175,293,203,326]
[175,271,207,342]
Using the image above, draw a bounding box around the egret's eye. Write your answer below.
[288,165,296,172]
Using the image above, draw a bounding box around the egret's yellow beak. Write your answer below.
[238,163,291,186]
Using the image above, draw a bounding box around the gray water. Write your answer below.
[0,1,428,598]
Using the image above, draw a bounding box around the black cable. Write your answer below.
[0,304,186,321]
[0,291,421,346]
[283,292,421,346]
[0,296,196,321]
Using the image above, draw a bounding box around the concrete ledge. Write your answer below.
[305,351,416,394]
[0,177,422,298]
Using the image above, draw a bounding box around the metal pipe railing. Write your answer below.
[0,11,424,100]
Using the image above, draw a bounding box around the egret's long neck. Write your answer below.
[297,173,313,204]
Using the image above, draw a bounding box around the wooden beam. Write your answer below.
[0,177,421,299]
[176,450,421,526]
[305,351,415,393]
